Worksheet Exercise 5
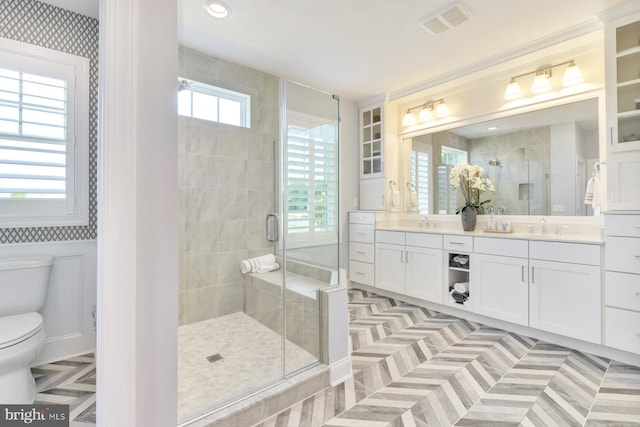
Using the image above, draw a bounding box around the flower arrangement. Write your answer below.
[449,162,495,214]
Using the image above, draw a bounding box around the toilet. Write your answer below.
[0,256,52,404]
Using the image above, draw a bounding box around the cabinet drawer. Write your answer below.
[349,242,374,263]
[605,214,640,238]
[605,271,640,311]
[349,211,375,225]
[605,307,640,354]
[350,224,374,243]
[444,235,473,252]
[474,237,527,258]
[606,236,640,274]
[530,240,600,266]
[376,230,405,245]
[349,260,374,286]
[406,232,442,249]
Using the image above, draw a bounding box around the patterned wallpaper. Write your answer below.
[0,0,98,243]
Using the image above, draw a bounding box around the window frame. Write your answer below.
[177,78,251,128]
[0,38,90,228]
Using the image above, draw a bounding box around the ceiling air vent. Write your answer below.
[420,2,472,35]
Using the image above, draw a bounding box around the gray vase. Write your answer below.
[460,206,477,231]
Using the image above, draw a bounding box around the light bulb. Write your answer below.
[418,105,433,122]
[402,111,416,127]
[562,61,583,86]
[504,78,522,100]
[203,0,231,18]
[435,100,449,118]
[531,71,551,94]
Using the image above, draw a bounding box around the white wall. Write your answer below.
[98,0,178,426]
[0,241,97,365]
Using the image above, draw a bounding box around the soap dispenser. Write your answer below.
[487,213,494,231]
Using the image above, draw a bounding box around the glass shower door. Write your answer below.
[280,80,340,376]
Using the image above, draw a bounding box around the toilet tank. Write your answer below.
[0,257,52,316]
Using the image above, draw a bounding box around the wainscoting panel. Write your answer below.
[0,240,97,364]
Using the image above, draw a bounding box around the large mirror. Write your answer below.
[402,98,600,216]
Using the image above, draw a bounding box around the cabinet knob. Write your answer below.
[356,251,366,255]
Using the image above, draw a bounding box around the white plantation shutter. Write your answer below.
[286,123,337,243]
[411,150,429,213]
[0,38,89,227]
[0,69,68,199]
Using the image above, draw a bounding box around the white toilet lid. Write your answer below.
[0,312,43,349]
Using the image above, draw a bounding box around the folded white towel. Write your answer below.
[454,282,469,293]
[584,177,594,205]
[240,254,278,274]
[410,189,418,208]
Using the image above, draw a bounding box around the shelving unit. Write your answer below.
[360,105,383,177]
[613,20,640,148]
[447,253,470,307]
[606,12,640,210]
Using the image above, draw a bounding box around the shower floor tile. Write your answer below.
[178,311,317,420]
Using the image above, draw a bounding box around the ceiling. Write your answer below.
[41,0,630,102]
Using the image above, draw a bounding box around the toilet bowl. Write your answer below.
[0,313,45,403]
[0,257,52,404]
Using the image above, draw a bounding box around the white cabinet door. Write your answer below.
[406,246,443,303]
[608,152,640,211]
[375,242,405,294]
[360,177,385,211]
[529,259,601,344]
[472,253,528,326]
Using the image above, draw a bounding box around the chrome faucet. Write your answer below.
[540,218,547,235]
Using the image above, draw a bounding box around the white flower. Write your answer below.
[449,161,496,208]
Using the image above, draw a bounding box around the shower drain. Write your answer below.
[206,353,223,363]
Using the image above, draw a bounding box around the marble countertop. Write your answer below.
[374,225,604,244]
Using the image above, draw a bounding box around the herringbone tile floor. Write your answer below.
[253,289,640,427]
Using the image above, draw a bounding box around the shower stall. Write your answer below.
[177,47,340,423]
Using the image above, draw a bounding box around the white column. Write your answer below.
[97,0,178,425]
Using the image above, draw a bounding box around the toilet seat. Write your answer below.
[0,313,43,349]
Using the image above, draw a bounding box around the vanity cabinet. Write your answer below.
[604,214,640,354]
[528,241,602,344]
[348,212,376,286]
[605,13,640,211]
[472,237,529,326]
[375,231,443,302]
[375,231,405,294]
[359,103,386,211]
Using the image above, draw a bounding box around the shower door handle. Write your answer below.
[266,213,279,242]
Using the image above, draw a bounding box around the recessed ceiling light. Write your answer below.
[203,0,231,18]
[488,126,499,131]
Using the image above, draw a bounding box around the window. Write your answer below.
[0,38,89,227]
[438,146,467,214]
[178,78,250,128]
[411,141,431,214]
[286,119,338,247]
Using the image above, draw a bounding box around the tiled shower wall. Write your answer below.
[469,127,550,215]
[178,47,280,325]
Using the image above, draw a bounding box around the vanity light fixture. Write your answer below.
[562,60,584,86]
[402,98,449,126]
[203,0,231,18]
[402,110,417,126]
[531,68,552,94]
[435,99,449,117]
[503,59,583,100]
[504,78,523,100]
